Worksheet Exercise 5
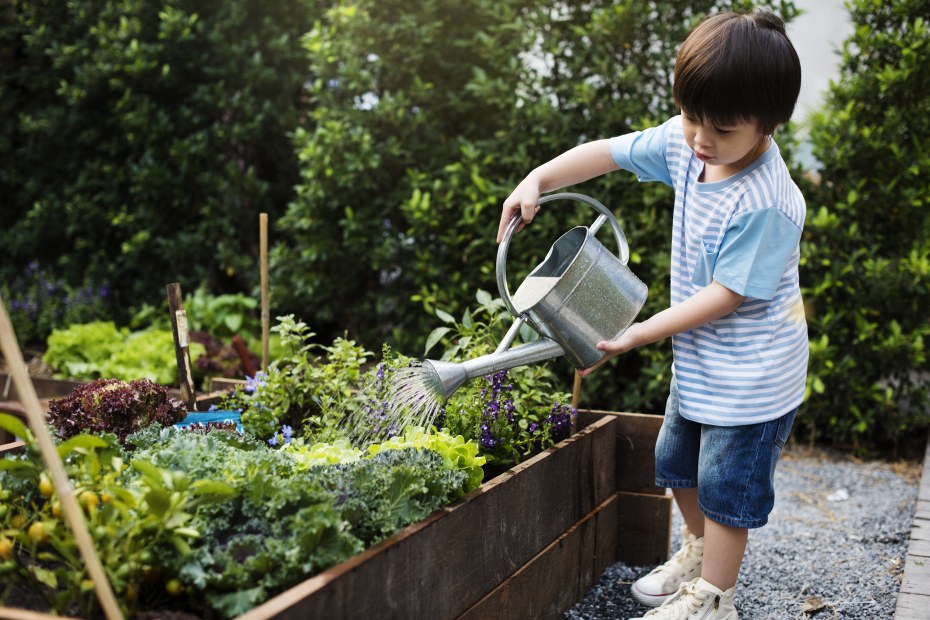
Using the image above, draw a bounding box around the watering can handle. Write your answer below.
[496,192,631,318]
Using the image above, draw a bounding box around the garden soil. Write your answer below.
[566,445,921,620]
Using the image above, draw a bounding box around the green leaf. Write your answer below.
[424,327,451,356]
[475,289,493,306]
[0,414,29,441]
[0,460,34,471]
[190,479,238,499]
[32,566,58,589]
[57,434,109,458]
[145,488,171,518]
[435,309,455,324]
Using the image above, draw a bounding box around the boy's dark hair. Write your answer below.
[673,10,801,134]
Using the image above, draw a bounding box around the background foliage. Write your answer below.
[3,0,928,452]
[1,0,322,322]
[800,0,930,453]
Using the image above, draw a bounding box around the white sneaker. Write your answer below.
[631,525,704,607]
[631,578,738,620]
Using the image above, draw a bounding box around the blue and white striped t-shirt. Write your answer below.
[609,115,808,426]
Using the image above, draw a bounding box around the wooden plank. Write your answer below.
[238,414,617,620]
[581,409,665,495]
[913,498,930,523]
[0,608,81,620]
[457,494,619,620]
[899,552,930,595]
[0,373,83,401]
[903,538,930,558]
[0,440,25,456]
[209,377,248,392]
[616,491,672,567]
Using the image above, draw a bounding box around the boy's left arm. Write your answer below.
[580,281,744,376]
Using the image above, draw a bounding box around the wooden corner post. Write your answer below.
[166,283,197,411]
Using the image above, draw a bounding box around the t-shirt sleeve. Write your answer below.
[713,208,802,300]
[609,116,677,186]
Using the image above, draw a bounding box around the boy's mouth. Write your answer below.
[694,150,714,162]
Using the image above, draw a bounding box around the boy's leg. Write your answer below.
[672,487,703,536]
[702,519,748,591]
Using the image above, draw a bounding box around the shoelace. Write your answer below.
[644,581,718,619]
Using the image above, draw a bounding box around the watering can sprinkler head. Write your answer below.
[421,359,470,401]
[422,334,567,401]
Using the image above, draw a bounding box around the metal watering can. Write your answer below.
[423,192,648,400]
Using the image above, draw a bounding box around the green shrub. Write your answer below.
[1,0,323,322]
[800,0,930,454]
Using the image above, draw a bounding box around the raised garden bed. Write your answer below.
[0,409,670,619]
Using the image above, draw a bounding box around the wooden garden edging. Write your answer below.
[894,432,930,619]
[0,410,671,619]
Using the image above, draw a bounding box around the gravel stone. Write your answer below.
[565,446,921,620]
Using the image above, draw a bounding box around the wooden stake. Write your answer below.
[260,213,270,372]
[571,370,583,433]
[166,283,197,411]
[0,297,124,620]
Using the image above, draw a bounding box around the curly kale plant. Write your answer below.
[47,378,187,444]
[116,429,470,618]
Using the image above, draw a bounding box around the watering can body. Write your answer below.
[497,192,648,369]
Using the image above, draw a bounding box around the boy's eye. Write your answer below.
[715,127,732,134]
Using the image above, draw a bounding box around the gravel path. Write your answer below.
[565,446,922,620]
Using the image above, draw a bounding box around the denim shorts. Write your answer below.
[655,380,796,529]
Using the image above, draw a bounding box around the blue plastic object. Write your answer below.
[175,410,243,432]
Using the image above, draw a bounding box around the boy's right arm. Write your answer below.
[496,139,618,243]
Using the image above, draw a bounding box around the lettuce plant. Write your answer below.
[44,321,205,385]
[47,379,188,444]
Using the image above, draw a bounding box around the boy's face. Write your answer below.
[680,110,767,173]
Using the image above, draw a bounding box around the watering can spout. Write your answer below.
[423,338,566,401]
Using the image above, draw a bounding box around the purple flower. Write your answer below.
[244,372,266,394]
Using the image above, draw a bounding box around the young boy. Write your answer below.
[497,10,805,620]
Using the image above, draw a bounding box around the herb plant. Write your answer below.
[219,315,372,441]
[427,291,577,467]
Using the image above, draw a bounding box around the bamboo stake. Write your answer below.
[0,297,124,620]
[166,283,197,411]
[260,213,270,372]
[571,369,583,433]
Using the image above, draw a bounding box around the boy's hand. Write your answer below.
[579,322,643,376]
[497,178,542,243]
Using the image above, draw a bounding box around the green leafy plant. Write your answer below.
[368,427,486,493]
[425,291,577,468]
[219,315,372,441]
[0,415,234,618]
[1,0,324,321]
[124,426,469,617]
[0,262,110,347]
